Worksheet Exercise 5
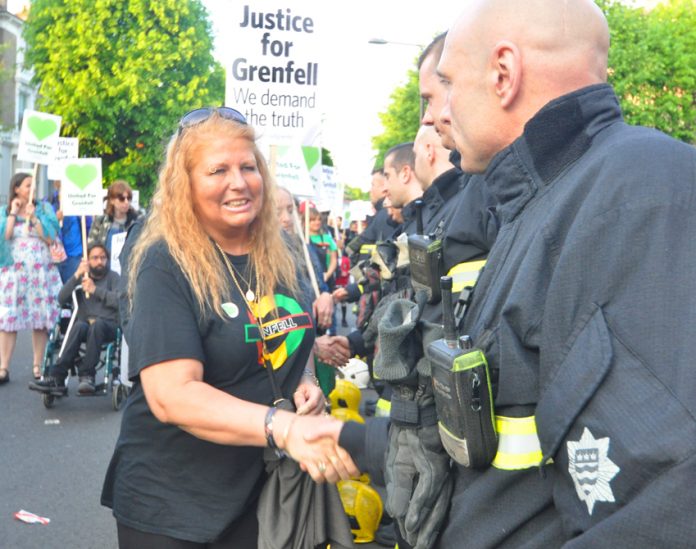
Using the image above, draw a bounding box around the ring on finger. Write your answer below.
[317,460,327,474]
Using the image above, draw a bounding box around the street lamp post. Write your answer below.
[368,38,425,48]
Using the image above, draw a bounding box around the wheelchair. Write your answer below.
[39,287,130,411]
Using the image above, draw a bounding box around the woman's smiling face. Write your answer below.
[189,136,264,252]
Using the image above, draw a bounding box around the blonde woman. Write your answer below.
[101,108,358,548]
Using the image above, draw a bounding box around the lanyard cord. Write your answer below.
[214,242,285,402]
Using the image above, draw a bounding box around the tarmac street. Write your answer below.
[0,311,387,548]
[0,330,121,549]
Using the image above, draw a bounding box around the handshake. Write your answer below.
[281,411,360,483]
[314,334,351,368]
[274,384,360,483]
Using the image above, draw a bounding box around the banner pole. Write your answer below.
[81,216,90,298]
[28,163,39,204]
[292,209,321,299]
[269,144,277,180]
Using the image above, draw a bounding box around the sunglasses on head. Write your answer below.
[115,194,132,202]
[178,107,247,135]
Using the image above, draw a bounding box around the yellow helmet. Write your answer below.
[337,479,383,544]
[329,379,361,412]
[331,407,365,424]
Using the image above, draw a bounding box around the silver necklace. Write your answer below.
[215,242,257,303]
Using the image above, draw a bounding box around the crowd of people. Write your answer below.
[1,177,140,386]
[3,0,695,547]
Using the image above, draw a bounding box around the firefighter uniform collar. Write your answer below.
[483,83,622,225]
[420,167,462,218]
[428,167,462,204]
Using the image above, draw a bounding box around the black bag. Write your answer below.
[256,372,352,549]
[257,447,353,549]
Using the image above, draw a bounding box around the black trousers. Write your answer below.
[116,504,258,549]
[51,318,117,379]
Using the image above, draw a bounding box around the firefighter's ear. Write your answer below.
[490,40,521,109]
[399,164,413,184]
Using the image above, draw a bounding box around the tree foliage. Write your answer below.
[371,0,696,154]
[600,0,696,143]
[24,0,225,200]
[344,184,369,202]
[322,147,334,167]
[371,68,421,169]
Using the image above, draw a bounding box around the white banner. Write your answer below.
[58,158,104,216]
[225,2,323,193]
[317,165,344,215]
[273,145,319,197]
[17,110,62,165]
[47,137,79,180]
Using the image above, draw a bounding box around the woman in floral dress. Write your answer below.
[0,173,62,384]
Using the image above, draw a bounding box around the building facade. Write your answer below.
[0,0,40,203]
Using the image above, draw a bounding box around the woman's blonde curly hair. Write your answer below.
[127,112,298,318]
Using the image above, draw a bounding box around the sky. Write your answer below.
[202,0,463,191]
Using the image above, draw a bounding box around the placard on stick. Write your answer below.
[58,158,104,217]
[17,110,62,164]
[47,137,79,180]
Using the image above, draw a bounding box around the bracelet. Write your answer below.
[302,367,320,386]
[264,407,280,451]
[7,213,16,218]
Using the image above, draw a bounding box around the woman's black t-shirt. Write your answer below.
[101,241,315,542]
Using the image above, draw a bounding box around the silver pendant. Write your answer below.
[246,289,255,302]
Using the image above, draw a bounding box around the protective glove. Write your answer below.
[374,298,422,382]
[385,420,453,549]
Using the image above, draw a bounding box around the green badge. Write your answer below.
[222,302,240,319]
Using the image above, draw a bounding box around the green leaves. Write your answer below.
[24,0,224,200]
[592,0,695,143]
[371,68,421,169]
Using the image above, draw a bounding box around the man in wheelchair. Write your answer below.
[30,243,120,395]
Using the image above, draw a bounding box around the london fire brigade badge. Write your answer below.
[567,427,620,515]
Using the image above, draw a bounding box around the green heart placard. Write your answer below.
[27,116,58,141]
[66,164,98,190]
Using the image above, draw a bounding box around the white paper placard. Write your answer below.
[131,190,140,212]
[17,109,62,164]
[47,137,79,180]
[58,158,104,216]
[119,338,132,388]
[110,231,127,275]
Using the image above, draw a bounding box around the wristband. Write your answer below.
[8,213,16,218]
[264,407,280,450]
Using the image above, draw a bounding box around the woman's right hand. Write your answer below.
[10,198,21,215]
[276,412,360,483]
